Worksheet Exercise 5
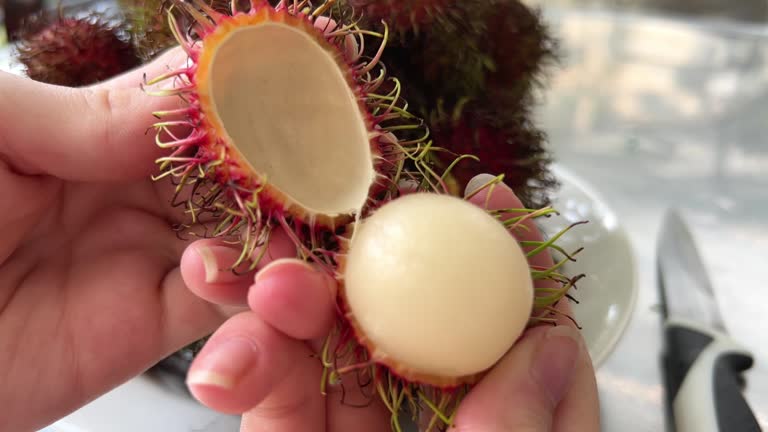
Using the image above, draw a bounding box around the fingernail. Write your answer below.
[530,325,581,405]
[255,259,334,297]
[186,337,257,390]
[197,246,221,284]
[464,173,502,197]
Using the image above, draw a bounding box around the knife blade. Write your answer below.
[656,209,761,432]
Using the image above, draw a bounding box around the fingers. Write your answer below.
[248,259,337,340]
[453,325,586,432]
[552,341,601,432]
[459,174,599,431]
[465,173,552,263]
[186,240,390,431]
[186,312,326,432]
[248,258,390,431]
[465,173,576,324]
[326,372,392,432]
[180,228,298,307]
[186,258,338,430]
[0,50,185,181]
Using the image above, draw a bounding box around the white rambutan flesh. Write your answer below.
[341,193,534,387]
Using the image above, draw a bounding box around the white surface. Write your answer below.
[50,374,241,432]
[0,45,23,76]
[541,164,638,368]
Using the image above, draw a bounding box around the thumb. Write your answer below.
[0,48,184,181]
[453,325,582,431]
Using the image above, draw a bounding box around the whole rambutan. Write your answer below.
[15,12,141,87]
[118,0,179,61]
[353,0,561,208]
[373,0,559,107]
[118,0,233,61]
[482,0,560,106]
[431,103,558,208]
[346,0,450,33]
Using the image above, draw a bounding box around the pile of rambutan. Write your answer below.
[352,0,562,209]
[13,1,585,430]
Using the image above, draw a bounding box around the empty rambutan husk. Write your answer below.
[143,0,443,274]
[142,1,585,430]
[14,10,141,86]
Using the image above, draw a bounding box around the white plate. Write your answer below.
[539,164,639,368]
[47,164,637,432]
[49,373,241,432]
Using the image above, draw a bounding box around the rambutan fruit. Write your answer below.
[143,1,584,430]
[14,11,141,87]
[322,187,585,431]
[339,193,535,388]
[118,0,180,61]
[483,0,560,105]
[118,0,232,61]
[374,0,559,107]
[430,103,558,209]
[346,0,449,33]
[144,0,435,270]
[361,0,560,208]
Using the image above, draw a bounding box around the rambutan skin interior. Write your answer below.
[206,20,375,217]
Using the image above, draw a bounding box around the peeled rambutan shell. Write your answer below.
[196,17,376,221]
[147,5,389,233]
[340,193,534,387]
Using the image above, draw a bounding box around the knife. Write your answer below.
[656,209,761,432]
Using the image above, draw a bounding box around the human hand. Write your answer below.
[182,175,601,431]
[0,44,598,431]
[0,48,266,431]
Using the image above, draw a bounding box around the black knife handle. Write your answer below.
[663,321,762,432]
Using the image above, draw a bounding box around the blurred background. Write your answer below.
[531,0,768,22]
[2,0,767,431]
[522,1,768,430]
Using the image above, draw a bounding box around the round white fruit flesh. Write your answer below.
[208,21,375,217]
[343,193,534,381]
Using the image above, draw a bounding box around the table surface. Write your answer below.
[3,4,768,431]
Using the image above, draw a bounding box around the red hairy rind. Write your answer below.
[371,0,561,208]
[145,0,438,270]
[15,12,140,86]
[431,105,558,208]
[347,0,451,32]
[190,7,389,229]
